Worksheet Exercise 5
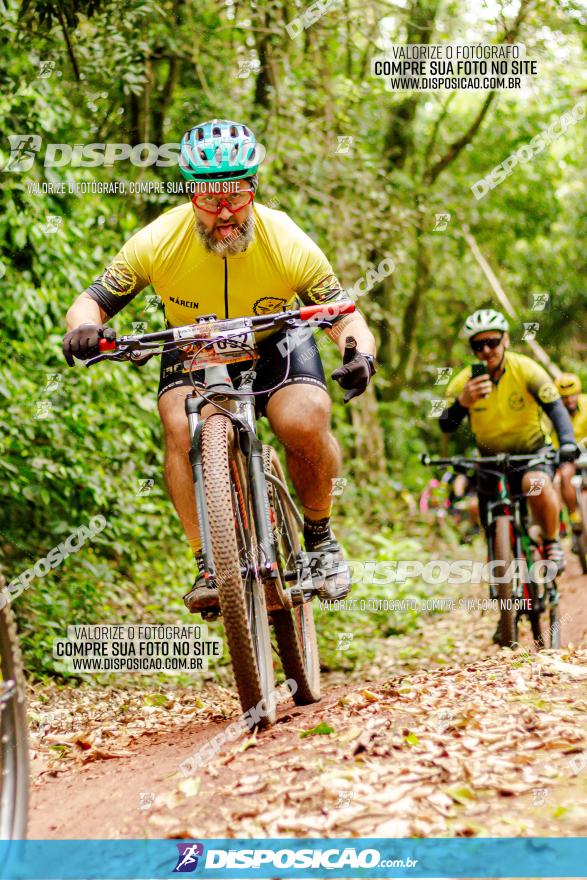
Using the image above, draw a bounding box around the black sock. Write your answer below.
[304,516,332,550]
[195,551,205,573]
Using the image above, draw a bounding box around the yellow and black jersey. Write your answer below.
[548,393,587,449]
[85,202,346,336]
[444,351,561,454]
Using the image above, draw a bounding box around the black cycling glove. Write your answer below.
[62,323,115,367]
[331,337,376,404]
[559,442,580,463]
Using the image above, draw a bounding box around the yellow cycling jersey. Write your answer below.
[444,351,560,454]
[549,393,587,449]
[86,202,345,335]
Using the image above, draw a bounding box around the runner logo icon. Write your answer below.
[173,842,204,872]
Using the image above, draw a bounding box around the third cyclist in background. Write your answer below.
[551,374,587,547]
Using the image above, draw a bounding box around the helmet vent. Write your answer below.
[230,125,238,137]
[212,125,221,137]
[195,128,204,141]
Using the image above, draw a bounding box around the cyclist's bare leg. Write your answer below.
[522,470,560,540]
[559,461,577,515]
[266,384,341,518]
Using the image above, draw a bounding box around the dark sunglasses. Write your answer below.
[470,335,503,353]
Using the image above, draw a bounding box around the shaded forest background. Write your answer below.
[0,0,585,675]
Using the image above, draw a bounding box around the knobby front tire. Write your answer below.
[201,415,276,725]
[263,446,321,705]
[0,601,28,839]
[492,515,517,648]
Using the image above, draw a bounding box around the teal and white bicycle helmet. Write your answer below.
[179,119,261,182]
[463,309,509,339]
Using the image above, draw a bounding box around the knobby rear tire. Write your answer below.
[549,601,561,649]
[263,446,321,705]
[201,415,276,725]
[0,600,28,839]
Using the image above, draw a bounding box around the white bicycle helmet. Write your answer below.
[463,309,509,339]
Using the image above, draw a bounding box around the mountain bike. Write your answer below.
[0,588,29,839]
[421,451,561,649]
[87,300,355,723]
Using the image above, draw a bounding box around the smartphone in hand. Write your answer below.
[471,362,489,379]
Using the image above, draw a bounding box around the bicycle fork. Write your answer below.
[184,365,278,585]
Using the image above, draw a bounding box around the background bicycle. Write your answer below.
[422,451,561,650]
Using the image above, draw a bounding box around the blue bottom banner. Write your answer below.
[0,837,585,879]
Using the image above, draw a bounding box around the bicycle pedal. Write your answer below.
[201,608,221,622]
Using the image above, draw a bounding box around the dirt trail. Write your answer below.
[29,558,587,840]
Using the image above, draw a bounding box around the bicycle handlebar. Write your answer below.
[420,450,558,469]
[96,300,356,356]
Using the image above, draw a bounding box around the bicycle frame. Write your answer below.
[185,362,278,589]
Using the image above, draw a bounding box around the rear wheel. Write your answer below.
[528,584,545,647]
[0,600,28,839]
[492,516,517,648]
[549,600,561,649]
[263,446,321,705]
[201,415,275,725]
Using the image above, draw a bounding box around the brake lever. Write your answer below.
[84,351,131,367]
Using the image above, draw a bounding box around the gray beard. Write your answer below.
[195,214,255,256]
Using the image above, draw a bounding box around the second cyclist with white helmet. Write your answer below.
[440,309,578,576]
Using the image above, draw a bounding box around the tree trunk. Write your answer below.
[350,384,386,474]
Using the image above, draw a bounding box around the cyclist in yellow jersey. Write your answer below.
[552,374,587,529]
[440,309,578,574]
[62,119,376,612]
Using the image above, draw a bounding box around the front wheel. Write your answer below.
[263,446,321,705]
[201,415,276,725]
[492,516,517,648]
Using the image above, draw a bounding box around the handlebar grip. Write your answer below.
[299,300,356,321]
[99,338,117,352]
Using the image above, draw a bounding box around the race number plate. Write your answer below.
[173,319,258,370]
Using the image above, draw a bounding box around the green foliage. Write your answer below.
[0,0,584,679]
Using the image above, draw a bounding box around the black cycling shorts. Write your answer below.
[157,326,328,416]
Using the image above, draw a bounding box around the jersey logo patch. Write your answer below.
[538,382,559,404]
[306,273,342,304]
[508,392,525,411]
[253,296,287,315]
[102,260,138,297]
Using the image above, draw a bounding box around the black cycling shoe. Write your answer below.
[492,620,503,646]
[183,573,220,620]
[306,537,352,600]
